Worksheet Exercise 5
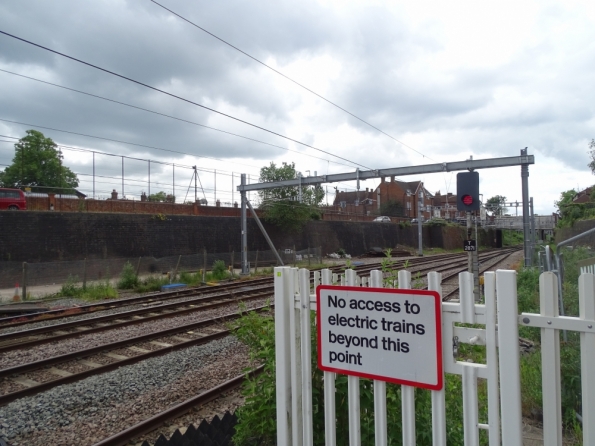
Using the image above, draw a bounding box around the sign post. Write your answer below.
[316,285,443,390]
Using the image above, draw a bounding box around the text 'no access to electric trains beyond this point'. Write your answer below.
[316,285,443,390]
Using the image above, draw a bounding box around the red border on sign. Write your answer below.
[316,285,443,391]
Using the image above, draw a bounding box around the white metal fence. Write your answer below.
[274,266,595,445]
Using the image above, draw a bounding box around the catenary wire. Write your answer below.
[148,0,433,161]
[0,30,371,170]
[0,119,264,172]
[0,131,360,194]
[0,69,357,169]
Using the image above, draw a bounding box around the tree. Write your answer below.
[0,130,79,194]
[149,191,167,202]
[258,162,324,230]
[379,199,404,217]
[485,195,508,216]
[588,139,595,175]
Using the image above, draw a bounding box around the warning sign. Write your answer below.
[316,285,443,390]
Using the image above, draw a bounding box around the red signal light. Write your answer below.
[462,195,473,206]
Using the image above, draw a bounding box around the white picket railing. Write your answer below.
[518,271,595,445]
[274,267,595,445]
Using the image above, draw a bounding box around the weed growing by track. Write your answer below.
[56,276,117,300]
[117,261,139,289]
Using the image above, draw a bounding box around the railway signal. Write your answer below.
[456,171,480,211]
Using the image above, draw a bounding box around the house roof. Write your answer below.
[333,190,375,205]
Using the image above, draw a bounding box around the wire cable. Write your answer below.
[149,0,433,161]
[0,30,371,170]
[0,69,357,169]
[0,118,263,171]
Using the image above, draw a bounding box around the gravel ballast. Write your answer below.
[0,336,250,446]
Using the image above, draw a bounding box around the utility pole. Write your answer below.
[240,174,249,275]
[521,147,531,266]
[193,166,197,202]
[417,187,423,256]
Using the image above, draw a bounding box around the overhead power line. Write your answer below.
[0,30,371,170]
[0,69,356,169]
[149,0,432,161]
[0,118,263,170]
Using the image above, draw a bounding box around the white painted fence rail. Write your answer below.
[518,271,595,446]
[274,266,595,445]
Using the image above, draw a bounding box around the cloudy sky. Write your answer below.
[0,0,594,214]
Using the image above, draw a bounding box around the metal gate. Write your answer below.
[274,266,595,445]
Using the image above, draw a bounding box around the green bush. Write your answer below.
[57,275,117,300]
[211,260,229,280]
[502,230,524,246]
[117,261,139,289]
[135,275,170,293]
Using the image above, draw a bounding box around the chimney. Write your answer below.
[381,176,386,183]
[390,176,395,182]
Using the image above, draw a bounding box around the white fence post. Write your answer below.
[398,270,416,446]
[459,272,480,444]
[299,268,313,446]
[496,270,523,445]
[579,273,595,445]
[322,269,337,446]
[289,267,303,446]
[345,269,361,446]
[428,271,446,446]
[370,270,387,446]
[539,272,562,446]
[275,266,292,445]
[484,272,501,446]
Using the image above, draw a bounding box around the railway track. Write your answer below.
[0,248,515,328]
[0,248,522,446]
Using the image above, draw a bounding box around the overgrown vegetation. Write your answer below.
[231,303,485,445]
[257,161,324,230]
[378,199,405,217]
[502,229,524,246]
[56,275,117,300]
[211,259,230,280]
[117,261,139,289]
[517,246,591,440]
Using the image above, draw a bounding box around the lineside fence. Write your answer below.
[274,266,595,445]
[0,247,321,291]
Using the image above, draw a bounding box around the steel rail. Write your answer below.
[92,366,264,446]
[0,288,274,351]
[0,306,271,405]
[0,276,274,326]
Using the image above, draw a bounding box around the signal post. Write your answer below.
[457,171,481,301]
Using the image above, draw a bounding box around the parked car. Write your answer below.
[0,188,27,210]
[373,216,391,223]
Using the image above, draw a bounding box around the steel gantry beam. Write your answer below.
[237,152,535,274]
[237,154,534,192]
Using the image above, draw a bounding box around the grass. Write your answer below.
[55,276,118,301]
[516,246,593,442]
[502,229,524,246]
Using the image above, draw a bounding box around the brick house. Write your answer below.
[432,191,463,220]
[332,188,377,216]
[331,176,435,220]
[374,176,434,220]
